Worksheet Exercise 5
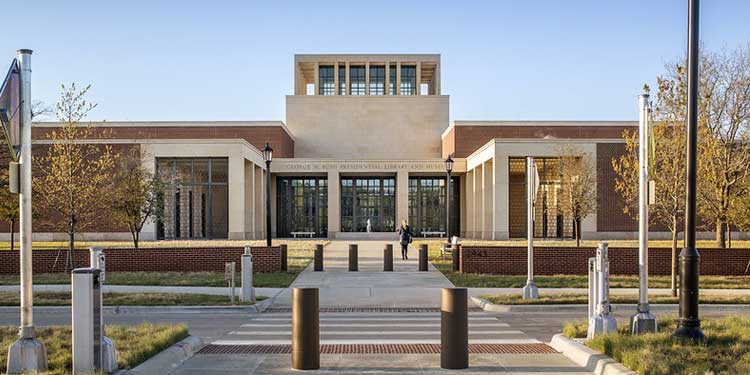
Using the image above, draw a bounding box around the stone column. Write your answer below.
[493,151,509,240]
[365,62,370,95]
[327,171,340,239]
[416,62,421,95]
[313,62,319,96]
[244,161,254,239]
[385,63,390,95]
[334,63,339,96]
[396,61,401,96]
[396,171,409,227]
[435,62,441,95]
[464,170,474,238]
[255,165,263,239]
[228,156,246,240]
[345,62,350,95]
[482,160,493,240]
[138,145,158,240]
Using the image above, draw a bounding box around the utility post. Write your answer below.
[631,92,657,333]
[6,49,48,374]
[522,157,539,299]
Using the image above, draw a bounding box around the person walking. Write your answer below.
[397,220,413,260]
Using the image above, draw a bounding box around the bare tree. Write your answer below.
[33,83,117,270]
[112,148,164,249]
[556,144,596,247]
[31,100,53,120]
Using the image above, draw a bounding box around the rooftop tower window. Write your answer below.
[350,66,366,95]
[400,65,416,95]
[319,65,335,95]
[369,65,385,96]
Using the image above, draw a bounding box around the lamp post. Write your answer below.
[262,142,273,248]
[673,0,704,342]
[522,157,539,299]
[445,154,454,242]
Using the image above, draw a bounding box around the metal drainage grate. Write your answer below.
[263,307,482,313]
[198,343,557,355]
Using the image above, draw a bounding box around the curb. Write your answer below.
[121,335,204,375]
[469,296,750,313]
[469,296,511,312]
[549,334,636,375]
[0,299,273,314]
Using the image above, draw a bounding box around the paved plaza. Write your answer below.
[169,241,595,374]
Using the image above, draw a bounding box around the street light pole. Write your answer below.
[6,49,48,373]
[523,157,539,300]
[673,0,705,342]
[262,143,273,248]
[445,154,454,242]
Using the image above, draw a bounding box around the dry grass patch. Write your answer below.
[482,292,750,305]
[0,291,266,306]
[0,323,188,374]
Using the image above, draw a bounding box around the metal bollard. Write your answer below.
[384,244,394,271]
[314,244,324,272]
[280,244,288,272]
[241,249,256,303]
[587,242,617,339]
[348,244,358,271]
[441,288,468,369]
[418,244,428,271]
[452,244,461,272]
[588,257,597,320]
[292,288,320,370]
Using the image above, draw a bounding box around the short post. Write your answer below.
[225,262,236,304]
[452,244,461,272]
[587,257,598,320]
[72,268,111,374]
[348,244,358,272]
[280,244,288,272]
[522,157,539,300]
[292,288,320,370]
[418,244,428,271]
[441,288,468,369]
[87,247,116,373]
[314,244,324,272]
[241,247,256,303]
[384,244,393,271]
[587,242,617,339]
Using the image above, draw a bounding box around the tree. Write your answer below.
[613,80,687,297]
[556,144,596,247]
[696,46,750,248]
[33,83,117,270]
[0,169,18,251]
[112,148,164,249]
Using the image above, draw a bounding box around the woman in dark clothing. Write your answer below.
[397,220,413,260]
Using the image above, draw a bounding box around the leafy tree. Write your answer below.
[33,83,117,270]
[556,144,596,247]
[0,169,18,251]
[112,148,164,249]
[613,81,687,297]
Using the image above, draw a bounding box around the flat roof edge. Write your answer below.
[453,120,637,127]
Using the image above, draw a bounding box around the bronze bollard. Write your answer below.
[348,244,358,271]
[313,244,324,272]
[452,244,461,272]
[441,288,468,369]
[418,244,428,271]
[292,288,320,370]
[384,244,393,271]
[280,244,288,272]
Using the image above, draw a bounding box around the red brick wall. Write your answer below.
[596,143,638,232]
[459,246,750,276]
[0,246,283,275]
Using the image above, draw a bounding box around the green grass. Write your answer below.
[0,239,329,250]
[563,316,750,375]
[481,292,750,305]
[0,323,189,374]
[0,291,267,306]
[413,238,750,249]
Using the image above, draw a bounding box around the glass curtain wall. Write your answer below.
[369,65,385,95]
[400,65,416,95]
[349,66,366,95]
[156,158,229,239]
[319,65,335,95]
[341,177,396,232]
[276,177,328,238]
[508,157,573,238]
[408,177,460,237]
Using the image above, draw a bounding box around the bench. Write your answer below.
[291,231,315,238]
[422,231,446,238]
[442,236,460,260]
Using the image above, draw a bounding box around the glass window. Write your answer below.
[319,65,335,95]
[156,158,229,239]
[339,64,346,95]
[400,65,416,95]
[340,177,395,232]
[276,177,328,238]
[408,177,459,237]
[369,65,385,96]
[389,64,397,95]
[349,66,366,96]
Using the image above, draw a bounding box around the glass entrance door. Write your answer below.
[340,176,396,232]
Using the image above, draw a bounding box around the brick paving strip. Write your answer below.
[198,343,557,355]
[263,307,483,313]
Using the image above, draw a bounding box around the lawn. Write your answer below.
[0,239,328,251]
[563,316,750,375]
[0,291,267,306]
[481,292,750,305]
[413,238,750,249]
[0,323,188,374]
[0,239,325,288]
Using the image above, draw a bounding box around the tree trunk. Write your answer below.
[575,219,581,247]
[671,216,678,297]
[68,220,76,272]
[717,221,727,248]
[132,230,139,250]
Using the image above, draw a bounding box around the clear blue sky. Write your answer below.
[4,0,749,122]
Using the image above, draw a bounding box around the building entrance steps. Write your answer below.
[272,241,453,307]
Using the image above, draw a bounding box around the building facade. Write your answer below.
[3,53,683,241]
